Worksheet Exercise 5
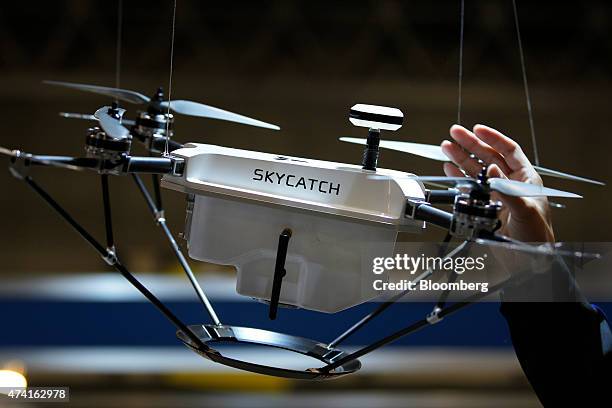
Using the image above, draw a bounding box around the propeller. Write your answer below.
[45,80,280,131]
[473,236,600,260]
[488,178,580,198]
[531,165,604,186]
[0,146,16,157]
[340,137,449,161]
[59,112,97,121]
[44,80,149,104]
[59,112,137,126]
[158,100,280,130]
[340,137,604,186]
[94,106,130,140]
[414,176,582,198]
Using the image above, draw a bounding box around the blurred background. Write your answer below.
[0,0,610,406]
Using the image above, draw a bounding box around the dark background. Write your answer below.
[1,0,610,272]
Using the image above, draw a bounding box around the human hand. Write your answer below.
[440,124,555,243]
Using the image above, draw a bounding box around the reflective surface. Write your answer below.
[177,324,361,380]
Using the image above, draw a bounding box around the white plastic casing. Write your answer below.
[162,143,426,313]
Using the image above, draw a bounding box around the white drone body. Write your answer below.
[162,143,425,313]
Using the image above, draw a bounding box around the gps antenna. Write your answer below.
[349,104,403,171]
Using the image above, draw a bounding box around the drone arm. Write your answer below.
[31,155,99,167]
[406,199,453,230]
[426,189,459,205]
[4,147,185,176]
[123,156,185,175]
[21,154,184,175]
[11,155,101,172]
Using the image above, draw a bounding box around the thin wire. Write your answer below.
[164,0,178,157]
[512,0,539,166]
[457,0,465,125]
[115,0,123,100]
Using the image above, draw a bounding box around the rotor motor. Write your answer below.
[83,104,132,173]
[133,111,175,153]
[451,193,502,239]
[450,170,502,239]
[85,126,131,159]
[131,87,175,153]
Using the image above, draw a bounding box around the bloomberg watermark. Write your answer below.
[372,253,490,293]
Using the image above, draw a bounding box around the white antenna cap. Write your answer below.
[349,104,403,131]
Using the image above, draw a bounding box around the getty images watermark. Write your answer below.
[372,253,490,293]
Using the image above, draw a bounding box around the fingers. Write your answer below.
[449,125,512,174]
[443,162,464,177]
[472,124,531,171]
[441,140,483,177]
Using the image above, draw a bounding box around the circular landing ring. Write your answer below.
[177,324,361,380]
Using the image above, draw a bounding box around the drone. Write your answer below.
[1,87,601,379]
[2,0,605,381]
